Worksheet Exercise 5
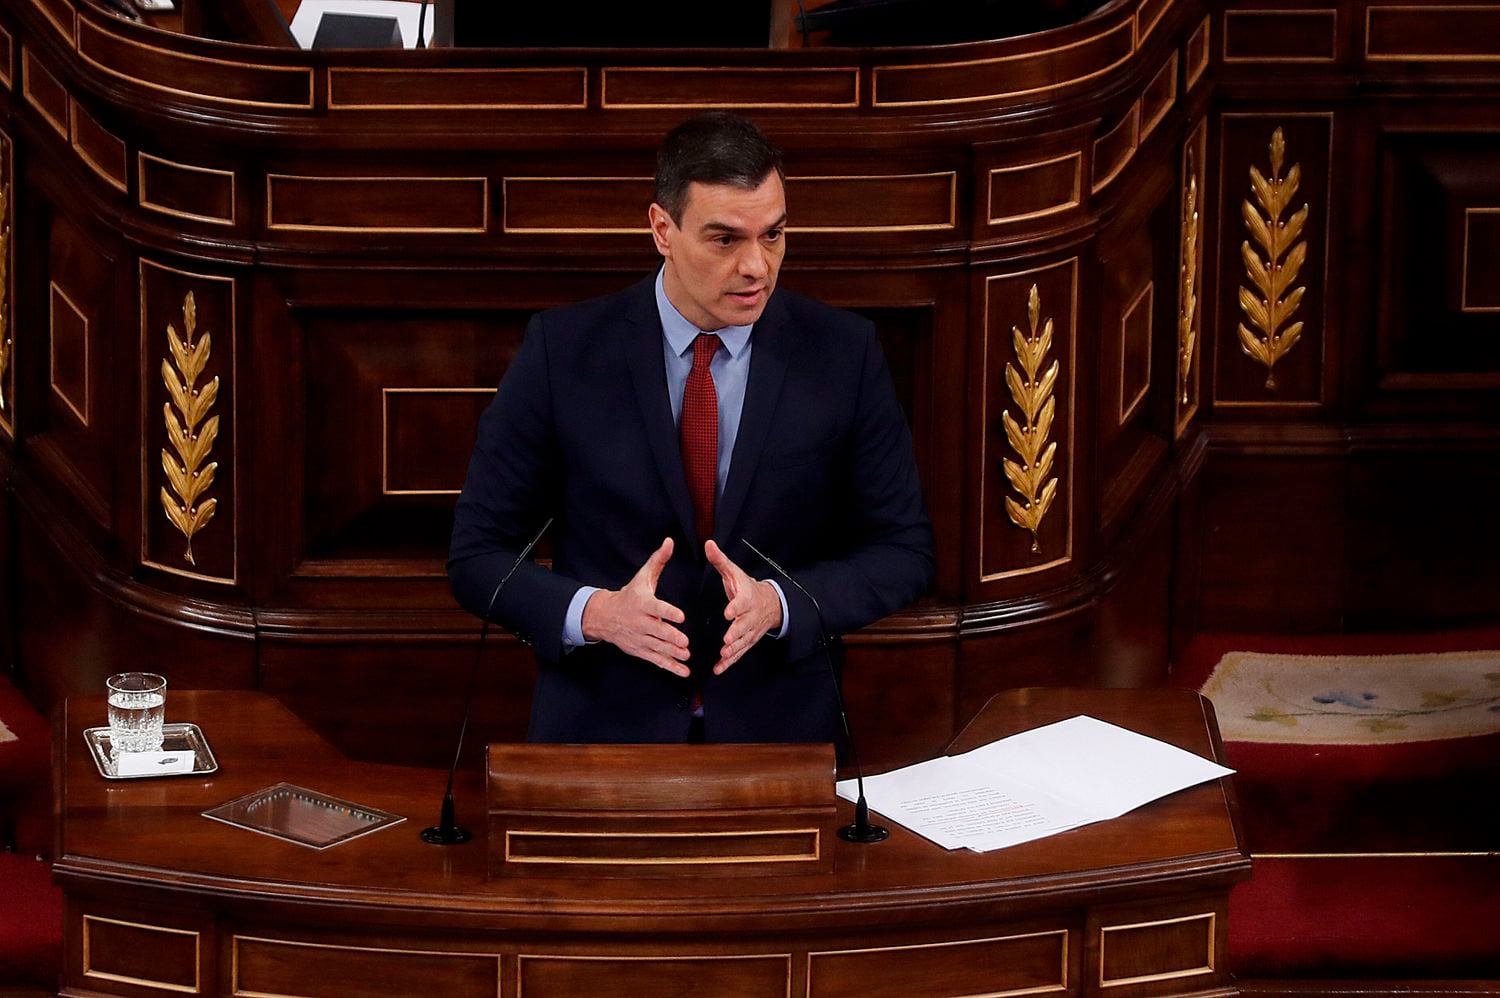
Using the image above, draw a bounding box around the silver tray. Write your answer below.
[201,783,404,849]
[83,722,219,779]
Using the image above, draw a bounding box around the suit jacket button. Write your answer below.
[676,697,689,710]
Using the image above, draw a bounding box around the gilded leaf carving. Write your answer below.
[1237,127,1309,390]
[1178,153,1200,406]
[1001,285,1060,553]
[159,292,219,565]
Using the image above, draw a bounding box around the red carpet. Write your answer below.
[1174,631,1500,979]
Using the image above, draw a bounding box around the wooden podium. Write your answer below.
[53,688,1249,997]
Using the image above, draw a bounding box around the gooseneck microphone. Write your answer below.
[742,540,888,844]
[416,0,429,46]
[421,517,553,845]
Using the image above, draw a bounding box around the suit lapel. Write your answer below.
[623,278,698,546]
[714,291,790,551]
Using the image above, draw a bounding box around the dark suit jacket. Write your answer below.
[448,273,933,745]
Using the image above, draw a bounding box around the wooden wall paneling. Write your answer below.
[1372,129,1500,412]
[0,22,14,91]
[1213,113,1333,410]
[1365,4,1500,62]
[68,96,127,195]
[21,46,68,141]
[956,610,1096,726]
[972,258,1079,596]
[1094,492,1174,688]
[1222,9,1339,64]
[0,126,13,441]
[140,258,237,584]
[843,624,957,773]
[138,151,237,227]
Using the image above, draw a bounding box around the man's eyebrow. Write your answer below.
[699,214,788,235]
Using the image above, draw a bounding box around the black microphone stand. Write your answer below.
[421,517,553,845]
[743,540,888,844]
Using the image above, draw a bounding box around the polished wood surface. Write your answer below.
[54,688,1247,996]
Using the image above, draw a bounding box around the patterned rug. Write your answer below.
[0,719,15,743]
[1201,648,1500,744]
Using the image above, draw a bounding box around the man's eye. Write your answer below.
[764,229,783,243]
[713,235,734,247]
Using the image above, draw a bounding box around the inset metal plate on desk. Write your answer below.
[202,783,405,849]
[83,723,219,780]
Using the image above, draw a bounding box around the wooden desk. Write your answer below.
[54,688,1248,997]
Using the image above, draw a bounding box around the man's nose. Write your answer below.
[737,242,769,280]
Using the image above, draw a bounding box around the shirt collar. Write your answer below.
[654,267,753,360]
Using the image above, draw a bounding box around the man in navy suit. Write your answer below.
[449,113,933,746]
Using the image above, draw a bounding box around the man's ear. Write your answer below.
[648,202,674,258]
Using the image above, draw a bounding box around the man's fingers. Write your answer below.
[637,537,674,589]
[648,654,691,678]
[704,539,741,585]
[652,598,687,626]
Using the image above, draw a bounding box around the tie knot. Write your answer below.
[691,333,720,372]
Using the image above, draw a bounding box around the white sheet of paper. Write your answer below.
[289,0,428,49]
[116,750,196,776]
[837,714,1233,852]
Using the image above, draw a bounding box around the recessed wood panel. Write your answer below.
[267,175,488,233]
[1140,53,1178,143]
[70,99,128,193]
[1186,16,1210,89]
[1214,114,1331,407]
[978,259,1077,583]
[808,930,1068,998]
[1367,5,1500,60]
[140,259,237,584]
[235,937,498,998]
[77,18,314,110]
[30,0,74,45]
[329,67,587,109]
[22,48,69,139]
[603,67,857,108]
[382,388,493,495]
[0,24,14,89]
[0,129,13,439]
[518,954,791,997]
[1223,10,1338,62]
[1120,282,1154,425]
[503,177,651,233]
[987,154,1082,225]
[139,153,236,225]
[83,915,199,993]
[1137,0,1172,44]
[1462,208,1500,311]
[1098,913,1215,988]
[874,19,1134,107]
[49,282,89,425]
[1092,103,1140,192]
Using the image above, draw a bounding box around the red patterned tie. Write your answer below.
[681,333,720,545]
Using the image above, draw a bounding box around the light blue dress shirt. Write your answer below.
[561,269,789,650]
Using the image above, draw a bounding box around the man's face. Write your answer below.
[649,173,787,331]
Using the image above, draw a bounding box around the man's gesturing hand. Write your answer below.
[705,540,783,676]
[581,538,691,678]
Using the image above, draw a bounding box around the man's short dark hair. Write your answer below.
[654,112,784,226]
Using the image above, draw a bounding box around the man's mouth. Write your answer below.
[728,288,764,304]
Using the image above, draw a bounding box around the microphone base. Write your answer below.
[420,824,473,845]
[838,821,889,844]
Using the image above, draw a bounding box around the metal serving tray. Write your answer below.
[83,722,219,779]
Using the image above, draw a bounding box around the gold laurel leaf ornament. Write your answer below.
[1237,127,1309,390]
[1001,285,1061,553]
[159,291,219,565]
[1178,154,1200,406]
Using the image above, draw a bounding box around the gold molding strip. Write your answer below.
[1186,15,1211,89]
[76,18,315,111]
[1237,127,1309,391]
[1136,0,1172,47]
[159,292,220,567]
[0,24,14,90]
[1091,102,1141,193]
[518,953,792,998]
[1223,9,1338,64]
[1255,851,1500,858]
[138,152,237,226]
[1098,912,1215,988]
[980,260,1076,582]
[1461,207,1500,312]
[602,66,859,109]
[1119,282,1154,426]
[504,827,820,865]
[1140,52,1178,145]
[48,281,89,425]
[21,48,69,140]
[83,915,201,994]
[873,18,1134,107]
[1178,141,1202,418]
[808,929,1069,998]
[30,0,76,47]
[987,153,1083,225]
[139,259,238,586]
[69,99,128,193]
[233,936,500,998]
[1366,4,1500,61]
[329,66,588,110]
[266,174,489,233]
[381,387,491,495]
[1001,285,1061,554]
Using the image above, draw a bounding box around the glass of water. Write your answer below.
[106,672,167,757]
